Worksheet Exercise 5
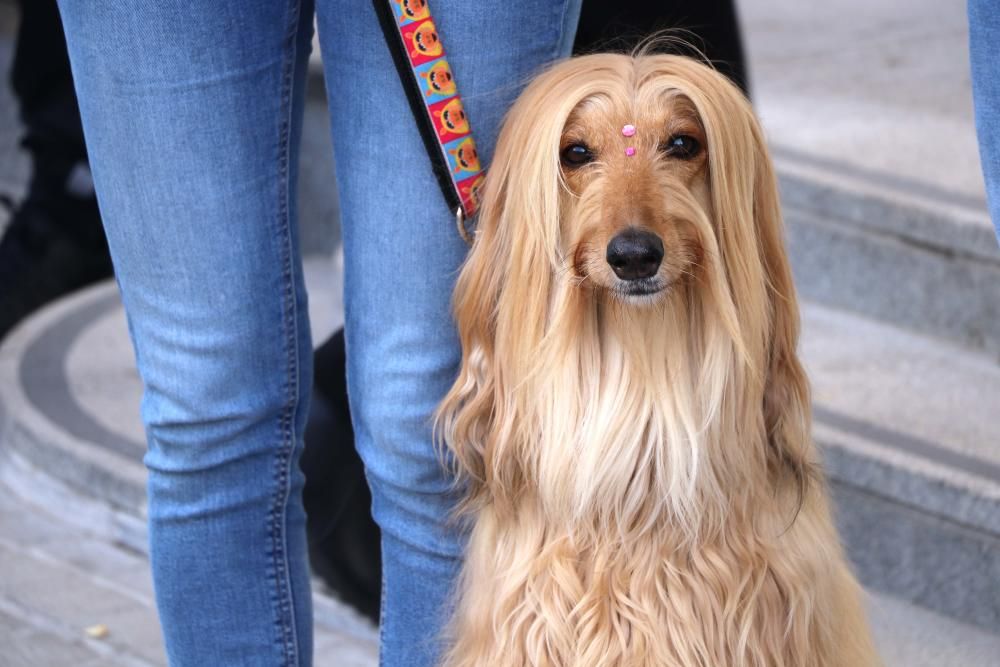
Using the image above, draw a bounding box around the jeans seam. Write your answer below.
[270,0,304,663]
[378,541,389,667]
[552,0,580,61]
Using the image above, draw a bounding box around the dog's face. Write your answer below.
[464,53,786,332]
[559,92,712,305]
[441,55,810,517]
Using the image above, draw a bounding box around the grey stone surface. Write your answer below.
[802,302,1000,534]
[298,79,341,257]
[803,301,1000,473]
[0,445,378,666]
[796,301,1000,629]
[778,164,997,266]
[833,480,1000,633]
[786,196,1000,359]
[741,0,1000,355]
[867,588,1000,666]
[741,0,987,206]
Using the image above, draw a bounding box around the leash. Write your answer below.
[372,0,485,244]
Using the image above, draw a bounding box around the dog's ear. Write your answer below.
[436,77,568,508]
[690,66,814,490]
[750,122,815,492]
[730,89,815,492]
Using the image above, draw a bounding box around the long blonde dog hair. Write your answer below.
[436,53,878,667]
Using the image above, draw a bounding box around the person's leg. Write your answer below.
[315,2,580,664]
[12,0,87,168]
[969,0,1000,241]
[56,1,315,664]
[573,0,750,95]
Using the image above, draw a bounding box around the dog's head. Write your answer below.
[470,54,785,325]
[440,54,811,527]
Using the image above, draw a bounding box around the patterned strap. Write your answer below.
[373,0,486,240]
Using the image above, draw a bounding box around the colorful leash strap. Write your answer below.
[372,0,485,243]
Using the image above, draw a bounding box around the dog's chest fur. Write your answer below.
[444,316,869,667]
[448,485,862,667]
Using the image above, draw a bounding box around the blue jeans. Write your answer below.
[55,1,580,665]
[969,0,1000,241]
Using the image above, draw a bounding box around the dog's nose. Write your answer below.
[606,229,664,280]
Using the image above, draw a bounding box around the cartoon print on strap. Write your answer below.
[416,59,457,101]
[394,0,430,23]
[446,136,480,175]
[431,97,470,141]
[388,0,483,217]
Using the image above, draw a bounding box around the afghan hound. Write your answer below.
[435,53,879,667]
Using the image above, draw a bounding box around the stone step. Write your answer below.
[740,0,1000,358]
[868,590,1000,666]
[802,302,1000,632]
[780,155,1000,360]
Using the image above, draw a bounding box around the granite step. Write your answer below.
[781,159,1000,360]
[741,0,1000,358]
[802,302,1000,632]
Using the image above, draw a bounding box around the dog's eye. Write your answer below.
[662,135,701,160]
[561,143,594,167]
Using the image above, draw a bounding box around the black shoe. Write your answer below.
[0,182,111,341]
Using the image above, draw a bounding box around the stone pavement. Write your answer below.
[743,0,987,207]
[0,448,379,667]
[743,0,1000,361]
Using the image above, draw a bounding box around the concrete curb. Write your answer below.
[777,153,1000,359]
[0,282,147,516]
[799,302,1000,632]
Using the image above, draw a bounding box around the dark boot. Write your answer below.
[0,163,110,340]
[302,329,382,623]
[1,0,111,342]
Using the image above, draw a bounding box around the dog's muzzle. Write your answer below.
[606,228,664,281]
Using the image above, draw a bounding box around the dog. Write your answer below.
[435,53,880,667]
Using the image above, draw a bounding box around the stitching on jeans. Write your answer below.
[552,0,575,61]
[378,538,389,667]
[271,0,304,664]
